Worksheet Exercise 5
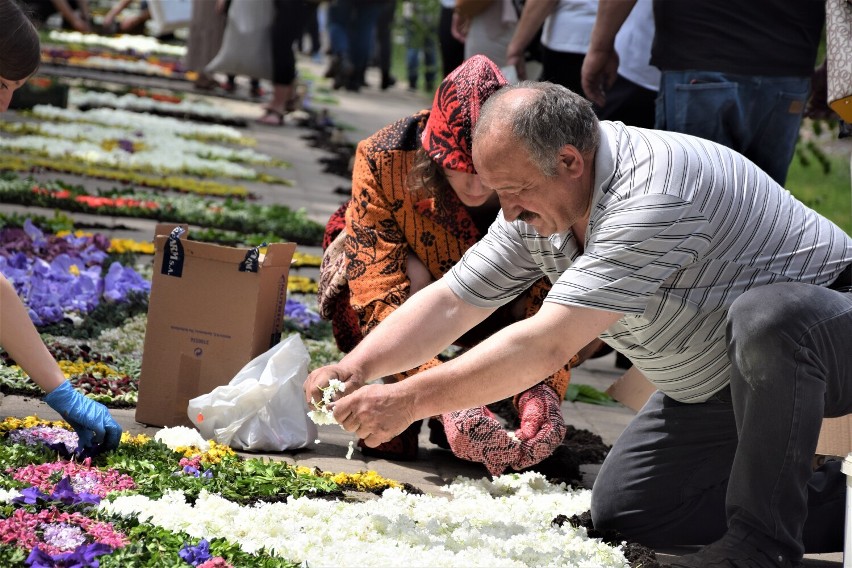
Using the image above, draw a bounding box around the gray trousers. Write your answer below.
[591,280,852,559]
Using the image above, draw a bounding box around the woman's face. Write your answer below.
[442,168,497,208]
[0,74,30,112]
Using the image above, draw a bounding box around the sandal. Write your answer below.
[255,108,285,126]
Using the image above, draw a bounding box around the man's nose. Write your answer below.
[498,194,521,221]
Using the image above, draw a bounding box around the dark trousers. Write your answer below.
[438,6,464,77]
[592,280,852,560]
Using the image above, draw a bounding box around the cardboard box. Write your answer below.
[605,365,658,413]
[606,366,851,458]
[135,229,295,427]
[816,416,852,458]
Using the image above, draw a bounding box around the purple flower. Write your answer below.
[182,465,201,477]
[285,299,320,328]
[50,476,101,507]
[103,262,150,303]
[12,486,50,505]
[26,542,112,567]
[117,139,135,153]
[23,219,48,251]
[179,539,212,566]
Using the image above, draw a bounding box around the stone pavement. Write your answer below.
[1,54,843,566]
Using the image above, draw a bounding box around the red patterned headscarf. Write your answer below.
[421,55,508,174]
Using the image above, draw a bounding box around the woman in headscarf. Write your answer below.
[318,55,595,475]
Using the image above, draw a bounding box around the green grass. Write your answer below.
[786,142,852,234]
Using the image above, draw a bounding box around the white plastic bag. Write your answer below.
[187,334,317,451]
[205,0,274,81]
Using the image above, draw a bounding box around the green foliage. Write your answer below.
[0,173,325,246]
[0,442,58,472]
[98,439,338,503]
[787,128,852,235]
[564,384,618,406]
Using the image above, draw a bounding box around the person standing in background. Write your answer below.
[582,0,825,186]
[589,0,657,129]
[185,0,227,91]
[20,0,92,32]
[402,0,438,92]
[506,0,597,92]
[455,0,518,68]
[438,0,464,76]
[256,0,308,124]
[326,0,382,92]
[374,0,397,90]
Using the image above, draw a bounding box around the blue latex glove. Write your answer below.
[43,381,123,455]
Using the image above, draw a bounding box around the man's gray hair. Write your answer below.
[474,81,600,177]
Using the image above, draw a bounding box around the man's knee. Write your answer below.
[727,283,818,369]
[728,283,813,339]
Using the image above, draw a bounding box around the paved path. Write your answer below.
[0,54,843,566]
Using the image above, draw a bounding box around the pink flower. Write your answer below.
[198,557,234,568]
[0,508,128,555]
[8,459,136,497]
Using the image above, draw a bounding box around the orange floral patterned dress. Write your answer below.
[319,110,572,398]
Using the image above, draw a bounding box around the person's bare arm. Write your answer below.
[50,0,91,32]
[0,276,65,393]
[506,0,557,80]
[581,0,637,106]
[305,279,495,404]
[333,300,623,446]
[103,0,134,26]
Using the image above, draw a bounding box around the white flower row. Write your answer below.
[101,471,629,568]
[0,134,257,179]
[47,30,187,57]
[31,105,244,142]
[62,55,181,77]
[70,91,242,122]
[8,120,272,169]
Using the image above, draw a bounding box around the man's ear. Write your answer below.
[558,145,585,178]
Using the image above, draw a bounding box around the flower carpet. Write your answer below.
[0,416,633,567]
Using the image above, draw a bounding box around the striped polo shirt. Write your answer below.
[447,121,852,402]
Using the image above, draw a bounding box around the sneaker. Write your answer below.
[663,525,801,568]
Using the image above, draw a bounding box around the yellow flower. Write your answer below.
[57,360,123,379]
[0,415,70,431]
[327,470,402,491]
[109,238,156,255]
[120,432,151,446]
[288,275,318,294]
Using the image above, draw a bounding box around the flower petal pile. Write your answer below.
[0,419,630,567]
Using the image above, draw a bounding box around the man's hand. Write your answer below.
[44,381,122,455]
[514,383,566,467]
[330,382,417,448]
[304,364,365,408]
[581,47,619,107]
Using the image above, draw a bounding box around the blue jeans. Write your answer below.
[406,32,437,90]
[655,71,811,186]
[591,280,852,559]
[327,0,380,72]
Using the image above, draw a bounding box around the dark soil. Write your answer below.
[554,511,661,568]
[296,109,357,181]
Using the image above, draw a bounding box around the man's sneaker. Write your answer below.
[664,526,801,568]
